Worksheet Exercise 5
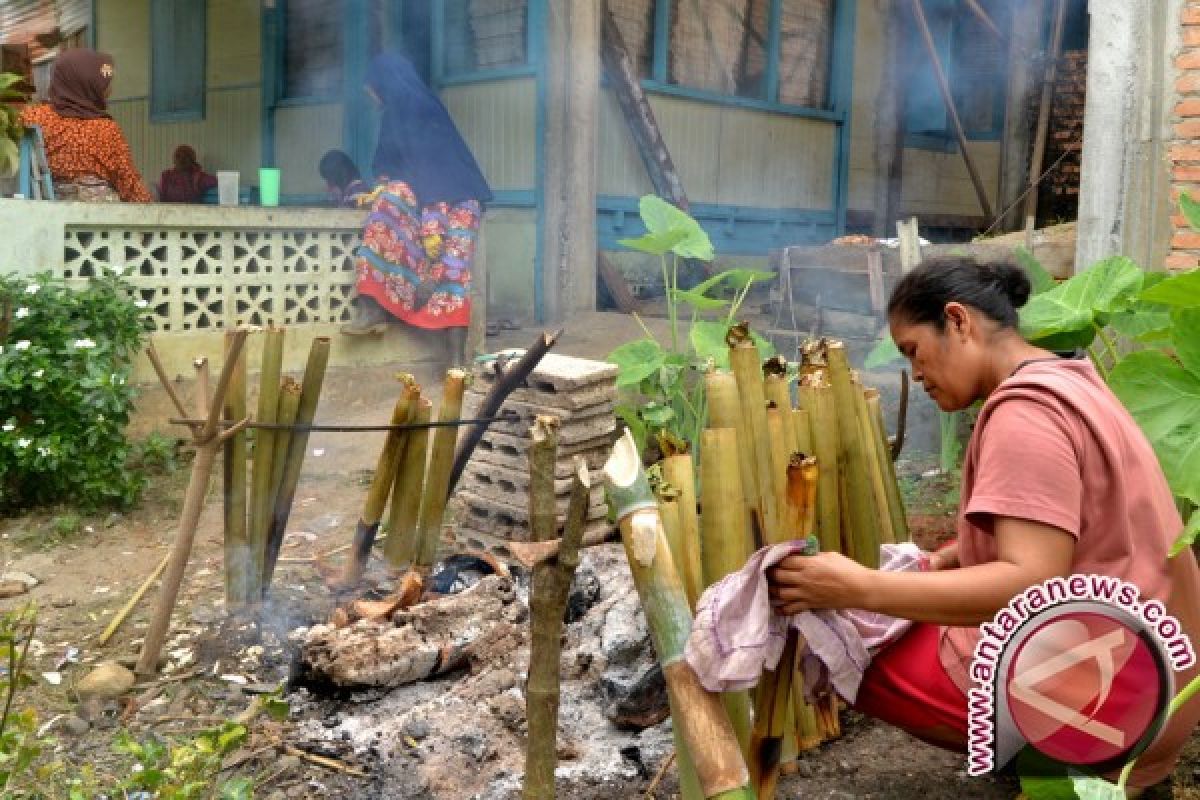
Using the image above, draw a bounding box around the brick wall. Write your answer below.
[1168,2,1200,270]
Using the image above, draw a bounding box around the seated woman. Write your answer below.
[158,145,217,203]
[19,49,151,202]
[319,149,369,208]
[768,256,1200,795]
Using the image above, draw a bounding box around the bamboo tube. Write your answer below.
[342,378,420,586]
[792,408,812,456]
[793,679,824,750]
[263,336,330,592]
[853,380,896,546]
[705,369,758,529]
[764,372,797,449]
[700,428,754,759]
[658,486,684,581]
[249,327,284,590]
[384,397,432,567]
[867,389,909,542]
[765,407,792,520]
[604,430,754,800]
[97,553,169,646]
[222,331,250,606]
[798,377,842,554]
[268,378,302,502]
[662,454,703,610]
[415,368,468,569]
[728,327,775,545]
[825,342,879,568]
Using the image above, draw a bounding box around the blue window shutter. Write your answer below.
[151,0,206,121]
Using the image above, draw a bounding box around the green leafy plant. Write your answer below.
[113,722,253,799]
[0,73,29,178]
[0,270,151,511]
[606,195,774,452]
[0,607,54,798]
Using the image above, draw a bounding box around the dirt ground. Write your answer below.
[2,311,1197,798]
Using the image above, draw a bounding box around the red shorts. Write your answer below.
[850,622,969,751]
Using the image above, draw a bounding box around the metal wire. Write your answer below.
[167,410,522,433]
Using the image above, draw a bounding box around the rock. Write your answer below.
[566,559,601,623]
[487,690,525,732]
[455,731,492,762]
[402,715,432,740]
[61,715,90,736]
[0,571,39,589]
[795,759,815,779]
[472,667,516,697]
[50,596,75,608]
[601,594,649,667]
[0,581,28,599]
[76,662,136,700]
[276,755,302,775]
[603,663,668,730]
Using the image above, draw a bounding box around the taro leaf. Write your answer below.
[618,228,688,257]
[1108,349,1200,506]
[1142,268,1200,308]
[640,402,676,429]
[616,404,648,453]
[1015,246,1058,295]
[1020,257,1143,346]
[1174,308,1200,378]
[690,319,733,369]
[1169,512,1200,557]
[864,335,903,369]
[638,195,715,261]
[1069,775,1126,800]
[668,287,728,311]
[608,338,667,388]
[1182,191,1200,232]
[1106,309,1172,343]
[1017,774,1081,800]
[689,267,775,297]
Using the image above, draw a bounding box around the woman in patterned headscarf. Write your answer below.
[19,49,151,202]
[342,53,493,367]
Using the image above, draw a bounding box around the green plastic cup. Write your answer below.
[258,167,281,207]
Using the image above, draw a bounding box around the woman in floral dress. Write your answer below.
[343,53,493,367]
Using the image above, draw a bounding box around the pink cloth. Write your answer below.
[684,541,929,704]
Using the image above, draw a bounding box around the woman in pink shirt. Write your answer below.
[768,256,1200,796]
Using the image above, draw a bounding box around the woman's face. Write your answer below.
[889,303,985,412]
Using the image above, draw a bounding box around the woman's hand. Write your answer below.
[926,541,960,572]
[767,551,874,616]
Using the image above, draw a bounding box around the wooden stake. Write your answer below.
[136,331,249,677]
[1023,0,1068,242]
[415,369,468,569]
[221,331,250,606]
[383,397,432,567]
[661,454,703,610]
[605,431,754,800]
[96,553,169,647]
[249,327,284,594]
[263,336,330,592]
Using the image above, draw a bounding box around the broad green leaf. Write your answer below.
[1018,774,1080,800]
[1142,268,1200,308]
[1020,294,1095,346]
[1069,775,1125,800]
[616,405,647,454]
[1170,512,1200,557]
[0,138,18,179]
[0,74,23,91]
[637,195,715,261]
[1172,308,1200,377]
[1020,256,1142,344]
[689,320,732,369]
[641,403,675,427]
[864,335,903,369]
[1182,192,1200,233]
[607,339,667,388]
[668,287,728,311]
[1109,350,1200,505]
[1015,246,1058,295]
[695,267,775,296]
[1106,309,1172,343]
[617,228,688,256]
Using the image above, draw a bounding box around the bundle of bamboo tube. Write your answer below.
[636,329,909,800]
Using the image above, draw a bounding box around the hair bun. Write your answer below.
[986,260,1032,309]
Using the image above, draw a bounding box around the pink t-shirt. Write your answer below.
[940,357,1184,687]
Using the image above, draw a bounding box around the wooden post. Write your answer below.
[1023,0,1068,244]
[873,0,907,238]
[997,0,1045,232]
[909,0,995,222]
[222,331,250,606]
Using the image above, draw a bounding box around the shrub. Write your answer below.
[0,270,150,511]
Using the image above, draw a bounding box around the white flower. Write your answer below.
[14,308,29,319]
[16,438,30,448]
[24,284,39,294]
[13,340,30,351]
[32,369,42,378]
[135,299,149,309]
[1,424,13,432]
[36,447,48,457]
[34,419,43,425]
[73,338,96,349]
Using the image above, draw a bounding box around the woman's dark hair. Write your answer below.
[887,255,1032,331]
[319,149,361,190]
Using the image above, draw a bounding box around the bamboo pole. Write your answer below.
[136,332,249,677]
[248,327,284,593]
[263,337,330,592]
[728,326,775,546]
[825,343,879,568]
[700,427,754,759]
[853,380,896,546]
[792,408,812,456]
[797,376,842,555]
[605,431,754,800]
[705,369,758,534]
[415,368,468,570]
[96,553,169,647]
[222,331,250,606]
[764,371,797,449]
[341,378,420,586]
[383,397,432,567]
[662,454,703,610]
[268,378,302,503]
[867,389,909,542]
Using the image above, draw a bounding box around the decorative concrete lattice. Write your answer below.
[63,227,360,333]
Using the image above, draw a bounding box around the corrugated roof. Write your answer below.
[0,0,89,58]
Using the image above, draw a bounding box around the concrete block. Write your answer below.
[462,463,599,497]
[475,429,616,465]
[465,443,613,478]
[474,351,617,393]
